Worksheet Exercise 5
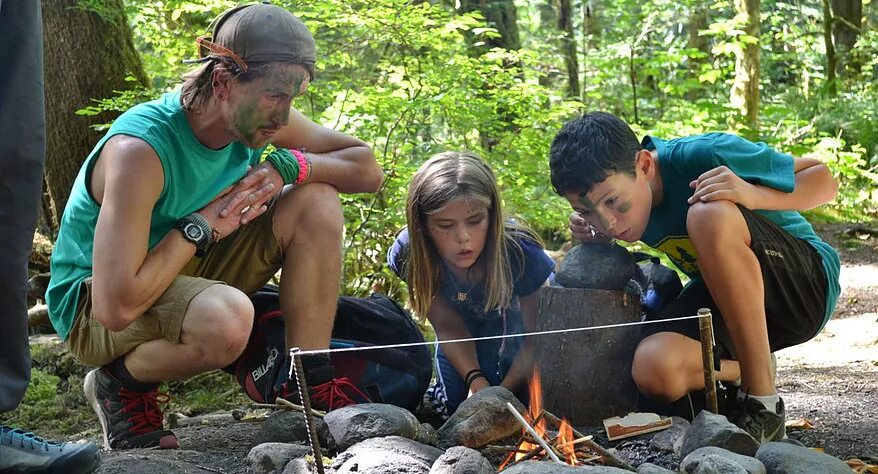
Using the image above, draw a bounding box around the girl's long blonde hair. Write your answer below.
[404,151,542,320]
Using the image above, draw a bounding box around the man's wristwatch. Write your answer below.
[175,212,213,257]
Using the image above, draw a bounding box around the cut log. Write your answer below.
[535,287,641,426]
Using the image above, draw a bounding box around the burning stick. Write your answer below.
[557,435,594,449]
[505,402,564,464]
[698,308,719,414]
[541,411,633,471]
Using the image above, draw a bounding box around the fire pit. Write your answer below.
[493,368,633,471]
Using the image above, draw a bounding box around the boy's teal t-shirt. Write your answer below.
[640,133,840,327]
[47,91,265,340]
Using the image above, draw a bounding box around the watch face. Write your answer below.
[185,223,204,241]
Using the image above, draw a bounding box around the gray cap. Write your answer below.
[198,2,315,71]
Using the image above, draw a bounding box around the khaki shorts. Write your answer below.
[68,205,283,367]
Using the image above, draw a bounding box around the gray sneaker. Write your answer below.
[0,425,100,473]
[730,395,786,443]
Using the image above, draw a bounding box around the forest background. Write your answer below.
[35,0,878,301]
[34,0,878,304]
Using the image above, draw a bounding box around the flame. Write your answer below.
[529,365,546,435]
[558,418,577,465]
[500,366,579,469]
[514,366,545,460]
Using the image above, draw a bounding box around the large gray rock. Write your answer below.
[682,446,766,474]
[324,403,422,450]
[429,446,494,474]
[637,463,677,474]
[247,442,311,474]
[502,461,633,473]
[680,411,760,458]
[332,436,444,474]
[281,458,312,474]
[253,409,334,450]
[556,243,636,290]
[756,441,852,474]
[416,422,438,446]
[649,416,690,453]
[436,386,525,449]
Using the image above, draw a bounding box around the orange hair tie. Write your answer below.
[196,36,248,71]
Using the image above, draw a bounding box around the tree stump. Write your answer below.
[535,287,642,426]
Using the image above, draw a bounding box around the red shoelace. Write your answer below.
[117,388,170,435]
[310,378,370,411]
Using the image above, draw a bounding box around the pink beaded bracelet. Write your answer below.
[291,149,310,185]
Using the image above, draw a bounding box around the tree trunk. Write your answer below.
[729,0,760,134]
[687,5,710,100]
[829,0,862,77]
[459,0,521,54]
[539,0,555,30]
[537,0,557,88]
[688,5,710,67]
[582,0,599,45]
[558,0,580,98]
[823,0,838,96]
[535,287,641,425]
[41,0,150,236]
[581,0,598,101]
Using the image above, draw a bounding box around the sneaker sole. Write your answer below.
[83,369,111,451]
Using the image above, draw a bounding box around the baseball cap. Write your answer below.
[191,2,315,73]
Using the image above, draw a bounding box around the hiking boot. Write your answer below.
[0,425,100,473]
[277,366,369,412]
[83,368,179,450]
[730,394,786,443]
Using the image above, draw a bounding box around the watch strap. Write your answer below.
[175,212,214,257]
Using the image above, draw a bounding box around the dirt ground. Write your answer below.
[774,222,878,462]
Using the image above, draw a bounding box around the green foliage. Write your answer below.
[165,370,250,416]
[1,369,97,440]
[79,0,878,300]
[73,0,122,26]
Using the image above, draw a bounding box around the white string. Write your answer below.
[292,313,708,357]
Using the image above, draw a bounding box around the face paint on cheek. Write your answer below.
[618,200,633,214]
[232,101,260,142]
[578,195,611,230]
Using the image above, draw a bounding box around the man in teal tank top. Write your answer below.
[549,112,841,444]
[47,3,383,450]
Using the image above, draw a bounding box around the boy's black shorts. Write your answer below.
[641,205,828,360]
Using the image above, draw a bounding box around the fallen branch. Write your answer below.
[167,410,246,428]
[251,398,326,418]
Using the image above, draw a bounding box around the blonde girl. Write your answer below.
[387,151,554,416]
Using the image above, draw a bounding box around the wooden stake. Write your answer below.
[698,308,719,414]
[291,348,325,474]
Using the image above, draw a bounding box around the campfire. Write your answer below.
[494,367,632,471]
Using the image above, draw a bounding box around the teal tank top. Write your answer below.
[47,91,264,339]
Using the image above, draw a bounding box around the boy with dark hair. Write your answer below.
[548,112,841,442]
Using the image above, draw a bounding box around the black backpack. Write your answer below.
[225,286,432,411]
[632,252,684,318]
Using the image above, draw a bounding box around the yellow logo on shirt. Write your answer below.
[653,236,700,275]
